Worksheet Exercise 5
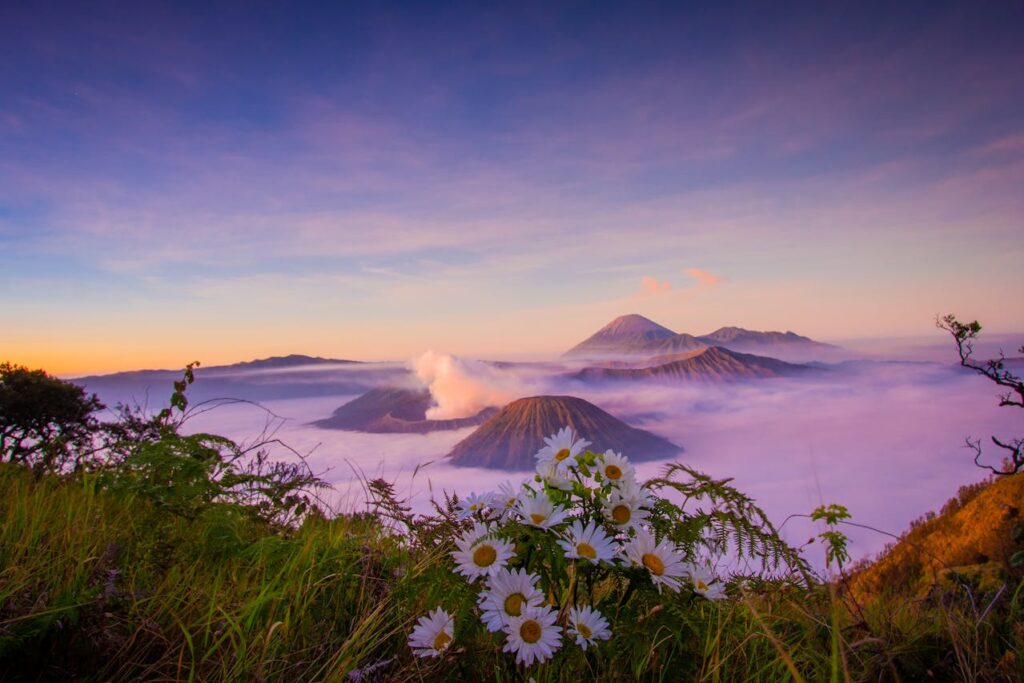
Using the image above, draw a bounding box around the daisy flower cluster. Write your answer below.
[408,427,727,667]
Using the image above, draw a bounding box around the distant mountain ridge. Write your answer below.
[574,346,817,383]
[314,387,497,434]
[75,356,406,406]
[448,395,680,470]
[564,314,836,360]
[696,327,836,354]
[75,355,363,381]
[221,354,361,371]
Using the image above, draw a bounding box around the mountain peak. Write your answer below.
[564,315,700,358]
[597,314,677,337]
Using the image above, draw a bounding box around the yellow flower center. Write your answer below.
[604,464,622,480]
[696,580,709,591]
[577,623,593,639]
[504,592,525,617]
[530,513,547,525]
[505,498,516,508]
[433,631,452,651]
[473,544,497,567]
[577,542,597,559]
[554,447,572,461]
[519,619,542,644]
[611,504,631,524]
[642,553,665,576]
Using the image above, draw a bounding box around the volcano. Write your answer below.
[447,395,680,470]
[574,346,818,383]
[313,387,498,433]
[563,314,706,358]
[564,315,839,361]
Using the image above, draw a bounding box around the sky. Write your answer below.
[2,0,1023,375]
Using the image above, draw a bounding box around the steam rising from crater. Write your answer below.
[410,351,523,419]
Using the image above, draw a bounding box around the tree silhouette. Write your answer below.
[0,362,104,474]
[937,314,1023,474]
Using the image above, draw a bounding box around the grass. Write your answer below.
[1,463,1022,682]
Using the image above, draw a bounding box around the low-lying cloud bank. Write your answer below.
[158,357,1021,570]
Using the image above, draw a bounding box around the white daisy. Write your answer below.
[601,487,651,530]
[456,491,490,520]
[567,605,611,650]
[622,527,688,593]
[689,564,726,600]
[596,450,635,486]
[538,462,574,492]
[534,426,590,472]
[486,480,522,521]
[408,607,454,658]
[516,494,570,530]
[478,568,546,632]
[451,522,514,582]
[503,604,562,667]
[557,519,617,564]
[616,478,655,505]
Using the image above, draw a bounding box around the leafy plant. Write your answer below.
[407,428,808,672]
[99,363,326,526]
[810,503,851,571]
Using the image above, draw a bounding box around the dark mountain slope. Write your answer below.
[314,387,497,433]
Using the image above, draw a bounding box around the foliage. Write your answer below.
[937,314,1023,474]
[423,434,750,668]
[99,363,324,526]
[0,359,327,528]
[810,503,852,571]
[2,461,1023,681]
[0,362,104,474]
[646,463,812,582]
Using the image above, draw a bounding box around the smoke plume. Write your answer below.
[410,351,523,419]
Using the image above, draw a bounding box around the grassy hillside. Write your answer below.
[1,463,1022,681]
[849,474,1024,600]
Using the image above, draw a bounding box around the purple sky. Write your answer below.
[2,1,1022,373]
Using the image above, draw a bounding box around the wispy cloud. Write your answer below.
[970,133,1024,157]
[640,275,672,295]
[684,268,723,288]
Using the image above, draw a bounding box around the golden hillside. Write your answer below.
[850,473,1024,600]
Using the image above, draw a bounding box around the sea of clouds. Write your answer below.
[151,345,1023,570]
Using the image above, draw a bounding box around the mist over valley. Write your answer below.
[75,315,1022,567]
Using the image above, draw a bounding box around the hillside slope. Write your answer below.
[314,387,497,433]
[849,474,1024,600]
